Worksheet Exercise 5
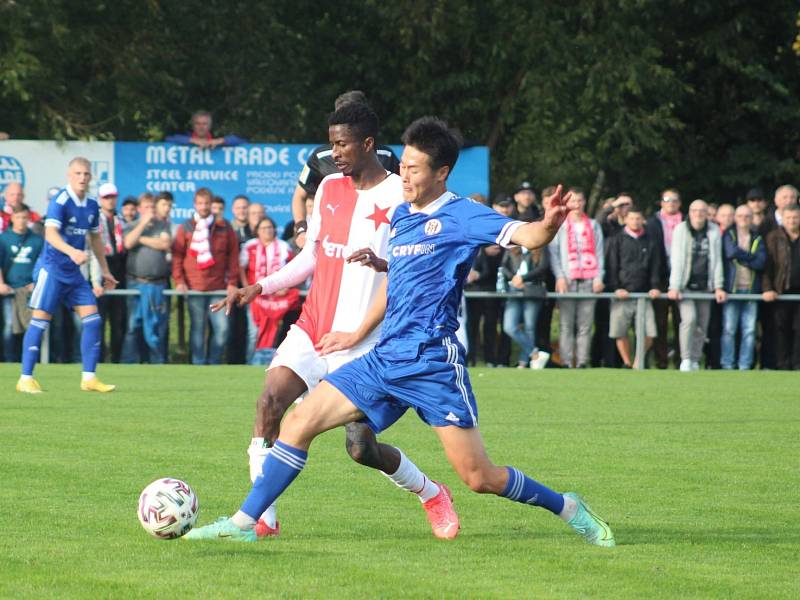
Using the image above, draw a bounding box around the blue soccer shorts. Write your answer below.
[325,335,479,434]
[29,266,96,314]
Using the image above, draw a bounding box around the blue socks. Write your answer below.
[21,318,50,376]
[240,440,308,520]
[501,466,565,515]
[80,313,102,374]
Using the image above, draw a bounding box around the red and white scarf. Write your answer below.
[566,214,599,280]
[189,212,215,269]
[99,212,123,255]
[659,210,683,255]
[251,239,299,349]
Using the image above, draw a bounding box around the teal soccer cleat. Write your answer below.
[564,492,616,547]
[183,517,258,542]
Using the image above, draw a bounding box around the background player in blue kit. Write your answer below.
[16,157,118,394]
[187,118,615,547]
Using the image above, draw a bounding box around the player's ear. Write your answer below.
[363,136,375,153]
[435,165,450,184]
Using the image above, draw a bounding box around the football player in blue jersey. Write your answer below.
[187,118,615,547]
[16,157,118,393]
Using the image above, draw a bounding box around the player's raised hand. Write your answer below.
[541,185,574,233]
[346,247,387,273]
[210,286,243,314]
[315,331,358,355]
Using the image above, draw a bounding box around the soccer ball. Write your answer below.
[137,478,199,539]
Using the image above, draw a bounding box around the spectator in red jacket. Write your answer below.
[172,187,239,364]
[1,183,42,233]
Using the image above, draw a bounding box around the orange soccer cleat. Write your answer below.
[422,481,460,540]
[255,519,280,538]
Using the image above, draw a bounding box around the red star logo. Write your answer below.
[366,204,391,230]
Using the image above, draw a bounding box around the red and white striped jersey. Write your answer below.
[297,172,402,346]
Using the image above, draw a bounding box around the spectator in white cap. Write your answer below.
[90,182,127,362]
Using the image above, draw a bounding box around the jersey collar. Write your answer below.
[409,191,456,215]
[66,184,89,207]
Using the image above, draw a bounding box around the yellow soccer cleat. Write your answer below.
[80,377,116,393]
[16,377,43,394]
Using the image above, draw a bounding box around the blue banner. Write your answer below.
[114,142,489,227]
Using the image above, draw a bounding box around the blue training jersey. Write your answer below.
[42,185,100,281]
[377,192,524,359]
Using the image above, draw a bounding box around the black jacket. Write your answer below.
[605,230,661,292]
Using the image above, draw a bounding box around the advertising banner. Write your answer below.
[1,141,489,227]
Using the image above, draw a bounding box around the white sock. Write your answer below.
[81,371,95,381]
[247,438,278,526]
[19,374,32,381]
[231,510,257,530]
[559,494,578,522]
[382,450,440,503]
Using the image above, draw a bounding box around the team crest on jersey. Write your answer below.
[424,219,442,236]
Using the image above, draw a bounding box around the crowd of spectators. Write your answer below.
[1,134,799,369]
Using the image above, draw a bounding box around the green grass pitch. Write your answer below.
[1,364,798,599]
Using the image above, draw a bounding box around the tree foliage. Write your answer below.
[1,0,798,206]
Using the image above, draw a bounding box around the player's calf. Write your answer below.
[344,422,401,472]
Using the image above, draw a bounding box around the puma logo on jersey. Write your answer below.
[326,204,339,215]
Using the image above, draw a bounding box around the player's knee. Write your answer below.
[344,425,380,467]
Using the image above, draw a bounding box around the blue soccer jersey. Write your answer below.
[377,192,524,358]
[42,186,100,281]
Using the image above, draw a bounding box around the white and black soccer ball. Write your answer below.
[137,478,199,539]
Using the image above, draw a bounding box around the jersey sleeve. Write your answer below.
[298,149,325,195]
[89,201,100,233]
[305,180,325,244]
[45,199,66,229]
[461,199,525,248]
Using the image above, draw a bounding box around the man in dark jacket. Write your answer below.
[606,207,662,368]
[721,205,766,370]
[763,205,800,370]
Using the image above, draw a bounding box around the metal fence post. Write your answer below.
[634,297,646,370]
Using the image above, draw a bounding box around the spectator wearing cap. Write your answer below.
[121,196,138,224]
[121,193,172,364]
[513,181,541,222]
[0,204,44,361]
[165,110,246,149]
[646,188,683,369]
[745,187,772,238]
[172,187,239,365]
[549,187,604,368]
[605,206,661,368]
[720,204,766,370]
[90,182,127,363]
[667,200,727,371]
[0,183,42,234]
[763,204,800,370]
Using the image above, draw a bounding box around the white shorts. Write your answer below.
[267,324,376,391]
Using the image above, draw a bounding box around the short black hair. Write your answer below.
[155,191,174,202]
[122,196,138,207]
[12,203,30,214]
[401,116,462,172]
[212,195,225,206]
[328,102,379,142]
[627,205,644,216]
[334,90,367,110]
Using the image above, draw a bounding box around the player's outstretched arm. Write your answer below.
[316,278,388,355]
[510,185,575,250]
